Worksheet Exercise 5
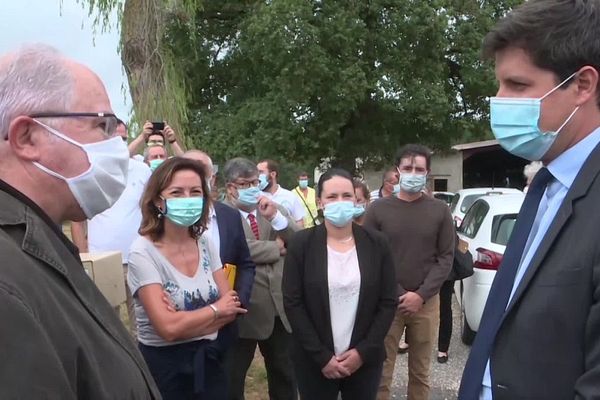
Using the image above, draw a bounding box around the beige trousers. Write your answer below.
[376,294,440,400]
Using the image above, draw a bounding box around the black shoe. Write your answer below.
[437,353,448,363]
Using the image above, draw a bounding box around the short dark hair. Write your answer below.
[395,144,432,170]
[146,131,165,143]
[139,157,211,241]
[352,179,370,202]
[259,159,280,179]
[298,171,308,178]
[382,167,398,184]
[317,168,353,198]
[482,0,600,107]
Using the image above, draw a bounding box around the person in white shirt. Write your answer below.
[257,159,305,227]
[71,120,152,332]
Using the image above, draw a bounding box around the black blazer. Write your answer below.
[214,201,255,306]
[282,223,397,369]
[459,140,600,400]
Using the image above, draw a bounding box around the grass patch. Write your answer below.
[244,351,269,400]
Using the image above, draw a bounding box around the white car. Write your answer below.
[433,191,455,207]
[450,187,522,228]
[454,193,525,345]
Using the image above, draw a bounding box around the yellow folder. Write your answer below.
[223,263,237,289]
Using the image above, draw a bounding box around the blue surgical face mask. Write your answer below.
[164,197,204,227]
[149,159,164,172]
[353,203,366,218]
[238,186,261,206]
[490,72,579,161]
[400,173,426,193]
[298,179,309,189]
[392,183,401,195]
[258,173,269,191]
[323,201,356,227]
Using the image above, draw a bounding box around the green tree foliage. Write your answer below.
[166,0,523,171]
[82,0,523,171]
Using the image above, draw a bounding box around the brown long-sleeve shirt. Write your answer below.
[363,194,455,301]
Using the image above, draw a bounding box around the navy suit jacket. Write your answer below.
[214,201,255,307]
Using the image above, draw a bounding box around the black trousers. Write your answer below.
[139,339,228,400]
[226,317,297,400]
[438,280,454,353]
[293,342,383,400]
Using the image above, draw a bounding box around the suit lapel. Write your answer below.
[313,224,334,349]
[257,212,271,240]
[351,224,369,344]
[214,205,229,256]
[505,141,600,315]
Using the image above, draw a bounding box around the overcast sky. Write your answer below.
[0,0,131,119]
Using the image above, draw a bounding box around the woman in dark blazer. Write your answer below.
[282,168,397,400]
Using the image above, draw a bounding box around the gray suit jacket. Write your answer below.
[489,141,600,400]
[226,201,299,340]
[0,181,160,399]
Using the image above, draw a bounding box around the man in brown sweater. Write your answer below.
[364,144,455,400]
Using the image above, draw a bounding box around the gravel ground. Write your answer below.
[390,296,469,400]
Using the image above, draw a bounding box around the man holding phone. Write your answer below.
[128,120,185,157]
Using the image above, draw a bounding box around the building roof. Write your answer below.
[451,139,499,151]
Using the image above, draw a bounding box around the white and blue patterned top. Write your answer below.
[128,235,222,346]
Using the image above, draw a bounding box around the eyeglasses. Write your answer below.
[29,112,119,138]
[231,179,260,189]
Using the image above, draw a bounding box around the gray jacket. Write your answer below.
[225,201,299,340]
[0,182,160,399]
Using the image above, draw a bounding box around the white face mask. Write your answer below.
[32,120,129,219]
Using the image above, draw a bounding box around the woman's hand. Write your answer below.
[321,356,351,379]
[213,290,247,319]
[336,349,363,375]
[161,290,177,312]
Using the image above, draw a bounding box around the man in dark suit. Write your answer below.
[459,2,600,399]
[184,150,256,307]
[222,157,300,400]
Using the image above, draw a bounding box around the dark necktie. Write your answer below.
[459,167,553,399]
[247,213,260,240]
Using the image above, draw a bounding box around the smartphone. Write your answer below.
[152,121,165,132]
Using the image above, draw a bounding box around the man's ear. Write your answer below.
[7,116,43,161]
[575,66,599,107]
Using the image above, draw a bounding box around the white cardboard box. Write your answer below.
[80,251,126,307]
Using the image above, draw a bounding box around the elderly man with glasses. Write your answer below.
[0,44,159,398]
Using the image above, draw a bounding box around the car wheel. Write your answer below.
[461,312,476,345]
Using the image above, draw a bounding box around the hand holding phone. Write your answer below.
[152,121,165,133]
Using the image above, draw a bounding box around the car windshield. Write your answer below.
[450,194,460,213]
[460,194,485,213]
[491,214,518,246]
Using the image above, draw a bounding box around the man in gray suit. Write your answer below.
[223,157,299,400]
[459,1,600,399]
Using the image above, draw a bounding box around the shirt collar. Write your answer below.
[209,205,217,219]
[238,209,257,219]
[0,179,79,256]
[547,126,600,190]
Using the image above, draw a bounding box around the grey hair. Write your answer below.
[223,157,258,183]
[143,145,166,162]
[0,44,74,139]
[523,161,543,184]
[183,149,214,176]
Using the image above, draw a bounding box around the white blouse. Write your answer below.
[327,245,361,355]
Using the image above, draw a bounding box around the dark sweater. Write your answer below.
[364,194,455,301]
